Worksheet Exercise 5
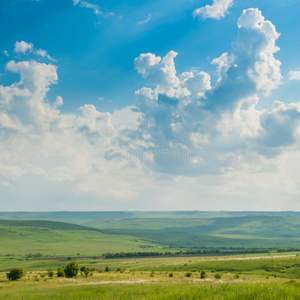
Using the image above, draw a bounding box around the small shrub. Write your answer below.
[105,266,110,272]
[234,273,240,279]
[6,268,24,281]
[57,267,65,277]
[185,272,192,277]
[214,273,222,279]
[169,272,174,277]
[47,271,54,278]
[64,261,80,278]
[200,270,206,279]
[80,266,91,278]
[150,271,155,277]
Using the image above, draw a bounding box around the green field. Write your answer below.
[1,254,300,299]
[1,211,300,299]
[0,220,162,258]
[2,212,300,251]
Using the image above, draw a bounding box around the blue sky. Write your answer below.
[0,0,299,211]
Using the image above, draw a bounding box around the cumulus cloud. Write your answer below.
[14,41,34,54]
[14,41,55,61]
[0,53,147,205]
[133,8,299,176]
[289,70,300,80]
[193,0,233,20]
[0,8,299,210]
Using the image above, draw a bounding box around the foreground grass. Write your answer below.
[1,255,300,299]
[1,279,300,299]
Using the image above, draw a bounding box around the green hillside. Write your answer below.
[67,215,300,248]
[0,220,160,256]
[1,214,300,259]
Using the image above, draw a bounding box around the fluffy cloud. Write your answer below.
[133,8,299,176]
[14,41,33,54]
[193,0,233,20]
[0,55,146,205]
[0,8,299,210]
[14,41,55,61]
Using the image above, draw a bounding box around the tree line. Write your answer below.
[103,248,269,259]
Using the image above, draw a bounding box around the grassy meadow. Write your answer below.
[1,211,300,299]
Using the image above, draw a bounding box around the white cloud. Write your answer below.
[14,41,33,54]
[238,8,282,95]
[73,0,102,15]
[193,0,233,20]
[3,50,9,57]
[14,41,55,61]
[0,9,299,210]
[137,14,152,25]
[289,70,300,80]
[133,8,299,179]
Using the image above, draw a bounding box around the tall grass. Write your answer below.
[1,282,300,299]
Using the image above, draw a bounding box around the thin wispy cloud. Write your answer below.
[289,70,300,80]
[137,14,152,25]
[73,0,102,15]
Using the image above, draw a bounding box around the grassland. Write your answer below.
[0,220,162,258]
[1,254,300,299]
[1,211,300,299]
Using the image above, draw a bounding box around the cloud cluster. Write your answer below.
[133,8,299,175]
[193,0,233,20]
[0,8,299,209]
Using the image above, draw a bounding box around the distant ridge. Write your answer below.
[0,211,299,220]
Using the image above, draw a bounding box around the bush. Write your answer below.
[169,272,174,277]
[64,261,79,278]
[185,272,192,277]
[57,267,65,277]
[105,266,110,272]
[214,273,222,279]
[80,266,91,278]
[234,273,240,279]
[48,270,54,278]
[6,268,24,281]
[200,270,206,279]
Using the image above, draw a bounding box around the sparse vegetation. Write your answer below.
[200,270,206,279]
[57,267,65,277]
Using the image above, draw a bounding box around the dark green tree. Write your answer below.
[64,261,79,278]
[6,268,24,281]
